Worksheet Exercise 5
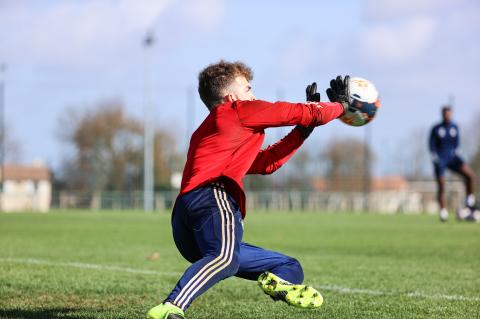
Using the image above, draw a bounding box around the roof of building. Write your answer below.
[312,175,409,192]
[371,175,409,191]
[1,164,50,181]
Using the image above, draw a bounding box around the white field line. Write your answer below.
[0,257,182,277]
[318,284,480,302]
[1,257,479,302]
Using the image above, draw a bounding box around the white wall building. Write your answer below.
[0,163,51,212]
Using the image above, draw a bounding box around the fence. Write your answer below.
[49,180,466,214]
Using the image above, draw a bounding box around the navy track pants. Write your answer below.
[165,183,304,310]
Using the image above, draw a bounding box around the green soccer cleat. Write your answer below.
[258,272,323,309]
[146,302,185,319]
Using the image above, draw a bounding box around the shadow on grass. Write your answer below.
[0,308,96,319]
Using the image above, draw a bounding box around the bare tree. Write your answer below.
[283,149,314,190]
[395,127,430,179]
[57,101,180,195]
[465,111,480,196]
[154,131,184,190]
[321,137,374,192]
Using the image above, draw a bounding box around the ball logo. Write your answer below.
[352,79,368,88]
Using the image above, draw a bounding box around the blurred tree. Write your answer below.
[244,131,315,192]
[466,111,480,197]
[154,131,184,190]
[244,174,273,191]
[321,137,374,192]
[284,149,314,190]
[396,128,430,179]
[57,101,180,195]
[470,151,480,177]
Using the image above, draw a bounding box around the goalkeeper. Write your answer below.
[147,60,351,319]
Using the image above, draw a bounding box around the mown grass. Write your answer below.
[0,210,479,318]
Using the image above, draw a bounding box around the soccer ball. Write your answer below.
[339,77,380,127]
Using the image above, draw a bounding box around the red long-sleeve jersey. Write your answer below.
[180,99,344,218]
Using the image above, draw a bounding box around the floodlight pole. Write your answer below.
[0,64,5,196]
[448,94,455,107]
[143,32,155,212]
[186,86,195,150]
[364,124,371,212]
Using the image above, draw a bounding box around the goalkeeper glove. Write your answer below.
[326,75,351,114]
[306,82,321,102]
[296,82,319,138]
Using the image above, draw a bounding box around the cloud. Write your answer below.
[278,36,317,78]
[360,15,436,63]
[0,0,171,68]
[0,0,224,69]
[359,0,480,66]
[363,0,473,20]
[179,0,224,31]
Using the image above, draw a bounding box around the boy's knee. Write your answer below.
[275,257,304,284]
[288,257,304,283]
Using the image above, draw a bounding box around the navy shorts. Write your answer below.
[434,155,465,178]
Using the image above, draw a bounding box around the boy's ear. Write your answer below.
[223,94,235,103]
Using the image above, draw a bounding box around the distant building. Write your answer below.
[307,175,462,213]
[0,162,51,212]
[371,175,409,191]
[312,175,409,192]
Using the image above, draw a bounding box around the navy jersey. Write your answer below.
[429,121,460,161]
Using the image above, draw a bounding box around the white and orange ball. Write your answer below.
[340,77,380,127]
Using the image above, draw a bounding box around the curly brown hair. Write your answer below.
[198,60,253,109]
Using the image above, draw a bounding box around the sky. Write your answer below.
[1,0,479,176]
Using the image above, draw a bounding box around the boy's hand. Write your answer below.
[306,82,321,102]
[326,75,351,113]
[296,82,319,138]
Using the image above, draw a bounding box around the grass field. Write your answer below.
[0,210,479,319]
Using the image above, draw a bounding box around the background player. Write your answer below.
[429,106,477,222]
[146,61,351,319]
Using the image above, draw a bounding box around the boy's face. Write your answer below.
[223,76,256,102]
[442,109,452,123]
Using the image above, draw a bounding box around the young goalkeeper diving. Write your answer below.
[147,60,351,319]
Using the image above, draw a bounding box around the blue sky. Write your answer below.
[1,0,479,176]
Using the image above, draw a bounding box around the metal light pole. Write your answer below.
[0,64,6,195]
[448,94,455,107]
[364,123,372,212]
[143,32,155,212]
[186,86,195,150]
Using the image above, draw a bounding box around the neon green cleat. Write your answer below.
[146,302,185,319]
[258,272,323,309]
